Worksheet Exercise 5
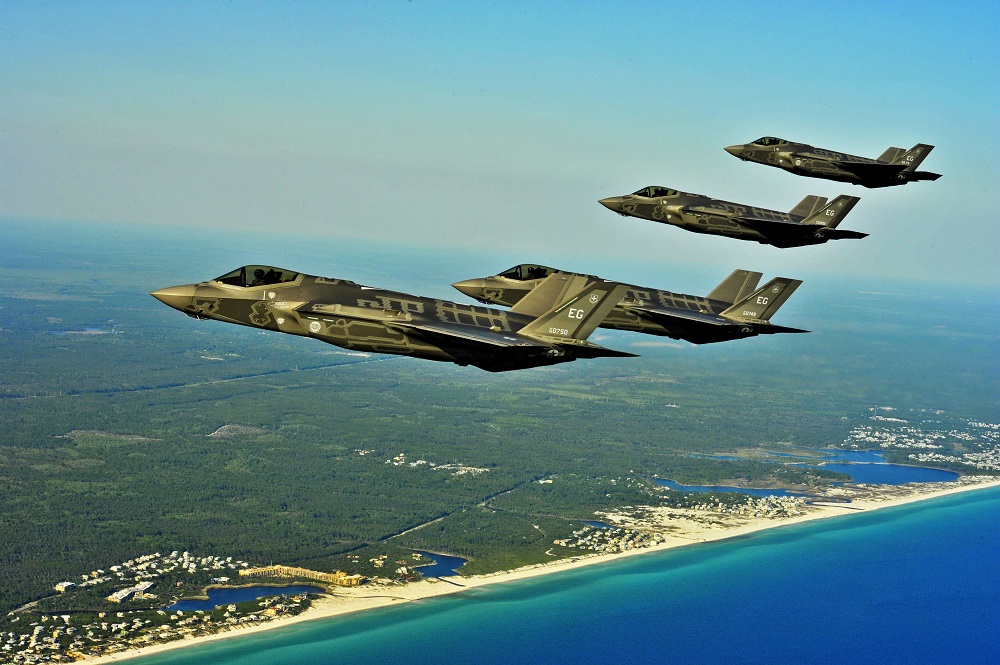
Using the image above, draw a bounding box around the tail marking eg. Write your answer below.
[517,274,629,343]
[801,195,861,228]
[892,143,934,171]
[720,278,802,323]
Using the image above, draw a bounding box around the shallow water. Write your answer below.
[129,485,1000,665]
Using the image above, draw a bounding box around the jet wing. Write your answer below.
[301,301,635,366]
[622,306,809,344]
[833,161,908,179]
[624,305,734,329]
[729,216,849,248]
[399,320,635,358]
[760,324,810,335]
[388,320,547,349]
[792,152,908,177]
[621,306,744,344]
[395,320,636,370]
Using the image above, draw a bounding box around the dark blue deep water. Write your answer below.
[413,551,468,578]
[125,486,1000,665]
[818,463,958,484]
[168,585,326,611]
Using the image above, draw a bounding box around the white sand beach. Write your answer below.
[83,476,1000,664]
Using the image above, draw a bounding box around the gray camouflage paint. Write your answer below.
[454,265,807,345]
[151,266,634,372]
[725,137,940,188]
[599,186,865,248]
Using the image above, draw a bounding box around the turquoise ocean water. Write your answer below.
[127,486,1000,665]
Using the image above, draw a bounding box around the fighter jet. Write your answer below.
[599,187,864,248]
[453,265,807,345]
[150,265,634,372]
[725,137,940,188]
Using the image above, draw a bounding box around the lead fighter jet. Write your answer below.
[599,187,864,248]
[151,265,633,372]
[725,137,940,188]
[454,265,807,345]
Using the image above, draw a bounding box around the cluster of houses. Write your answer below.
[369,450,489,476]
[846,424,947,450]
[846,413,1000,471]
[364,552,424,570]
[910,420,1000,470]
[2,550,371,663]
[553,525,663,553]
[107,581,155,603]
[52,551,254,603]
[908,449,1000,471]
[2,595,310,663]
[710,495,806,518]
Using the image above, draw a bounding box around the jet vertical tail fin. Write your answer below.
[788,195,829,219]
[800,195,860,228]
[877,146,907,163]
[892,144,935,171]
[720,278,802,324]
[706,269,763,304]
[518,275,629,342]
[510,272,590,317]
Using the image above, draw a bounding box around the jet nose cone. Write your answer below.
[724,145,744,157]
[150,284,197,311]
[452,278,487,299]
[598,196,625,213]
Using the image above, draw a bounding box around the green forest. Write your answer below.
[2,222,998,614]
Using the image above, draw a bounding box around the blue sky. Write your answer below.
[2,1,998,285]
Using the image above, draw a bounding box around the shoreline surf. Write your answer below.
[80,475,1000,664]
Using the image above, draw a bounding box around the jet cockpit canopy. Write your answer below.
[632,186,678,198]
[751,137,788,147]
[498,264,555,281]
[214,265,300,288]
